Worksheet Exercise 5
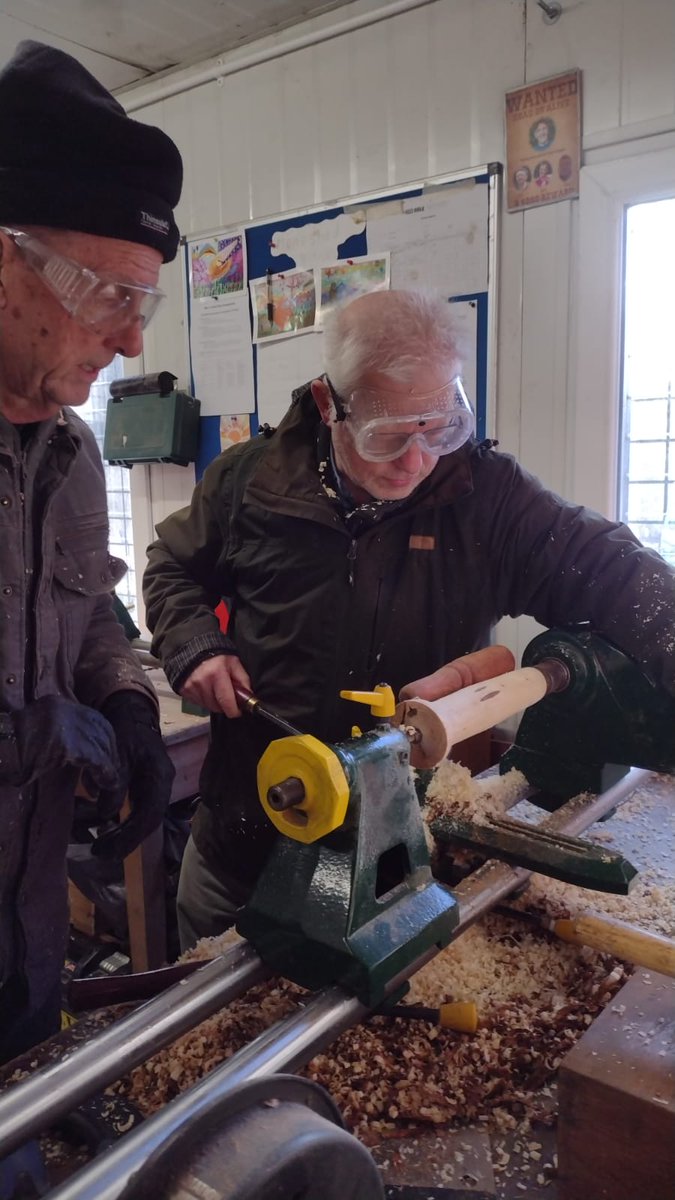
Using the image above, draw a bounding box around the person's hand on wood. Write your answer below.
[399,645,515,701]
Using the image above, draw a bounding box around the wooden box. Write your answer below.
[558,969,675,1200]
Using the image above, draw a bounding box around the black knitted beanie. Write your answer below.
[0,41,183,261]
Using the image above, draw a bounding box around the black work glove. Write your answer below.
[0,696,120,792]
[91,691,175,861]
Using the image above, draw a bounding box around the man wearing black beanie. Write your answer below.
[0,41,183,1064]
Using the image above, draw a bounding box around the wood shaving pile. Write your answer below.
[113,916,629,1143]
[113,767,673,1147]
[309,915,629,1144]
[501,775,675,936]
[423,760,528,824]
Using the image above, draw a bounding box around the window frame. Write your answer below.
[573,141,675,519]
[79,358,155,635]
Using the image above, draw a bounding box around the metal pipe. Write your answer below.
[534,657,571,693]
[47,987,368,1200]
[0,943,270,1159]
[120,0,440,112]
[234,685,303,738]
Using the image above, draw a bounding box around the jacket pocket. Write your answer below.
[53,527,126,596]
[51,525,127,676]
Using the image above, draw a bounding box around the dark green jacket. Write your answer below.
[144,387,675,885]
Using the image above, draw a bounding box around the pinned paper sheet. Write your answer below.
[189,293,255,416]
[256,336,325,429]
[190,233,246,299]
[366,184,487,295]
[220,414,251,451]
[269,211,366,268]
[316,254,390,324]
[250,268,316,343]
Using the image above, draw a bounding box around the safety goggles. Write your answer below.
[327,376,475,462]
[0,226,165,335]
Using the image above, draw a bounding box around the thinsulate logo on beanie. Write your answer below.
[140,211,171,238]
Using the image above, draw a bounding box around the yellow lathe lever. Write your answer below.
[340,683,396,719]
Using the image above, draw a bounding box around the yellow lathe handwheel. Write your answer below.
[257,734,350,844]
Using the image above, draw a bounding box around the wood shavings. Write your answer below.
[112,772,673,1150]
[306,910,629,1144]
[114,975,306,1113]
[508,776,675,937]
[424,760,528,826]
[178,927,243,961]
[512,869,675,937]
[112,910,629,1145]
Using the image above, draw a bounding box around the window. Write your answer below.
[620,199,675,567]
[79,359,138,613]
[573,146,675,520]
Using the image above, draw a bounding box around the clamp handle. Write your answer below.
[339,683,396,718]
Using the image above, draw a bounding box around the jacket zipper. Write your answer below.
[19,447,36,703]
[347,538,357,587]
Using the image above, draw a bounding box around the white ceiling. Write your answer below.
[0,0,356,91]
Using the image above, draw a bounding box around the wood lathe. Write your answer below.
[0,627,673,1199]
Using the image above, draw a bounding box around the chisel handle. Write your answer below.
[553,912,675,978]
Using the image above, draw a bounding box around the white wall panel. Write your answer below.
[495,205,524,460]
[312,39,354,202]
[246,60,286,218]
[381,9,432,185]
[185,84,227,232]
[428,0,523,172]
[520,200,572,498]
[345,23,392,194]
[123,0,675,660]
[217,72,256,223]
[525,0,622,137]
[278,47,321,212]
[621,0,675,127]
[149,463,198,527]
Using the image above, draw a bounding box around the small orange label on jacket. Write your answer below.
[409,535,435,551]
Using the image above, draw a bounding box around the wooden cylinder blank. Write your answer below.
[396,666,549,768]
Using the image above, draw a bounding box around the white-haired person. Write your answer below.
[143,289,675,949]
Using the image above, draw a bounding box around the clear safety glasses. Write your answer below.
[0,226,165,335]
[328,376,475,462]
